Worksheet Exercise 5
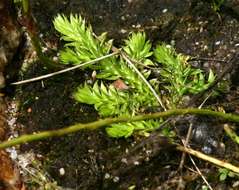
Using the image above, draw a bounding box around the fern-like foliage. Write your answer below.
[123,32,153,66]
[106,119,161,138]
[53,15,154,93]
[54,14,215,138]
[53,14,111,64]
[73,82,133,117]
[154,44,215,105]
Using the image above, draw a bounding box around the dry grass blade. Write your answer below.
[11,52,119,85]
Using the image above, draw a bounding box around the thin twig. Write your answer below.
[120,52,167,111]
[178,95,213,189]
[188,154,213,190]
[176,145,239,173]
[178,123,193,171]
[189,57,227,63]
[11,52,119,85]
[178,93,211,171]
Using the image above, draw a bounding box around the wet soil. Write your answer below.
[4,0,239,189]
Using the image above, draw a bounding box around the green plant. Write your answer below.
[53,14,215,138]
[218,168,239,181]
[211,0,225,12]
[14,0,29,13]
[154,44,215,106]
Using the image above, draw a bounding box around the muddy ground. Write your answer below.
[2,0,239,189]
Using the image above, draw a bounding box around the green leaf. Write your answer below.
[106,120,160,138]
[73,82,134,117]
[123,32,153,63]
[154,44,215,105]
[106,124,135,138]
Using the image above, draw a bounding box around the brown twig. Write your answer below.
[176,145,239,173]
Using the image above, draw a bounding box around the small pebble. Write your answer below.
[121,16,126,21]
[162,9,168,13]
[113,176,120,182]
[134,161,140,165]
[88,149,94,153]
[52,56,58,62]
[120,29,127,34]
[121,158,128,164]
[135,24,141,28]
[104,173,110,179]
[215,41,221,45]
[59,168,65,176]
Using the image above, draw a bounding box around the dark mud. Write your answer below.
[9,0,239,189]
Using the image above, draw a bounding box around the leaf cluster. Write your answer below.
[154,44,215,106]
[53,14,215,138]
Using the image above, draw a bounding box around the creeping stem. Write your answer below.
[0,108,239,149]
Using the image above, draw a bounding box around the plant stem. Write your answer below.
[1,108,239,149]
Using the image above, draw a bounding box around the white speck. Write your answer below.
[146,150,152,155]
[59,168,65,176]
[162,9,168,13]
[166,44,172,49]
[233,180,239,188]
[39,33,43,38]
[120,29,127,34]
[42,47,48,53]
[8,118,16,126]
[104,173,110,179]
[134,161,140,165]
[88,149,94,153]
[113,176,120,182]
[203,45,208,50]
[52,56,58,62]
[170,40,175,46]
[8,148,18,160]
[195,42,199,45]
[121,16,126,21]
[32,51,37,56]
[121,158,128,164]
[136,24,141,28]
[235,43,239,47]
[215,41,221,45]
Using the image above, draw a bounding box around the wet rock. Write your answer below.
[191,122,224,155]
[175,116,224,155]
